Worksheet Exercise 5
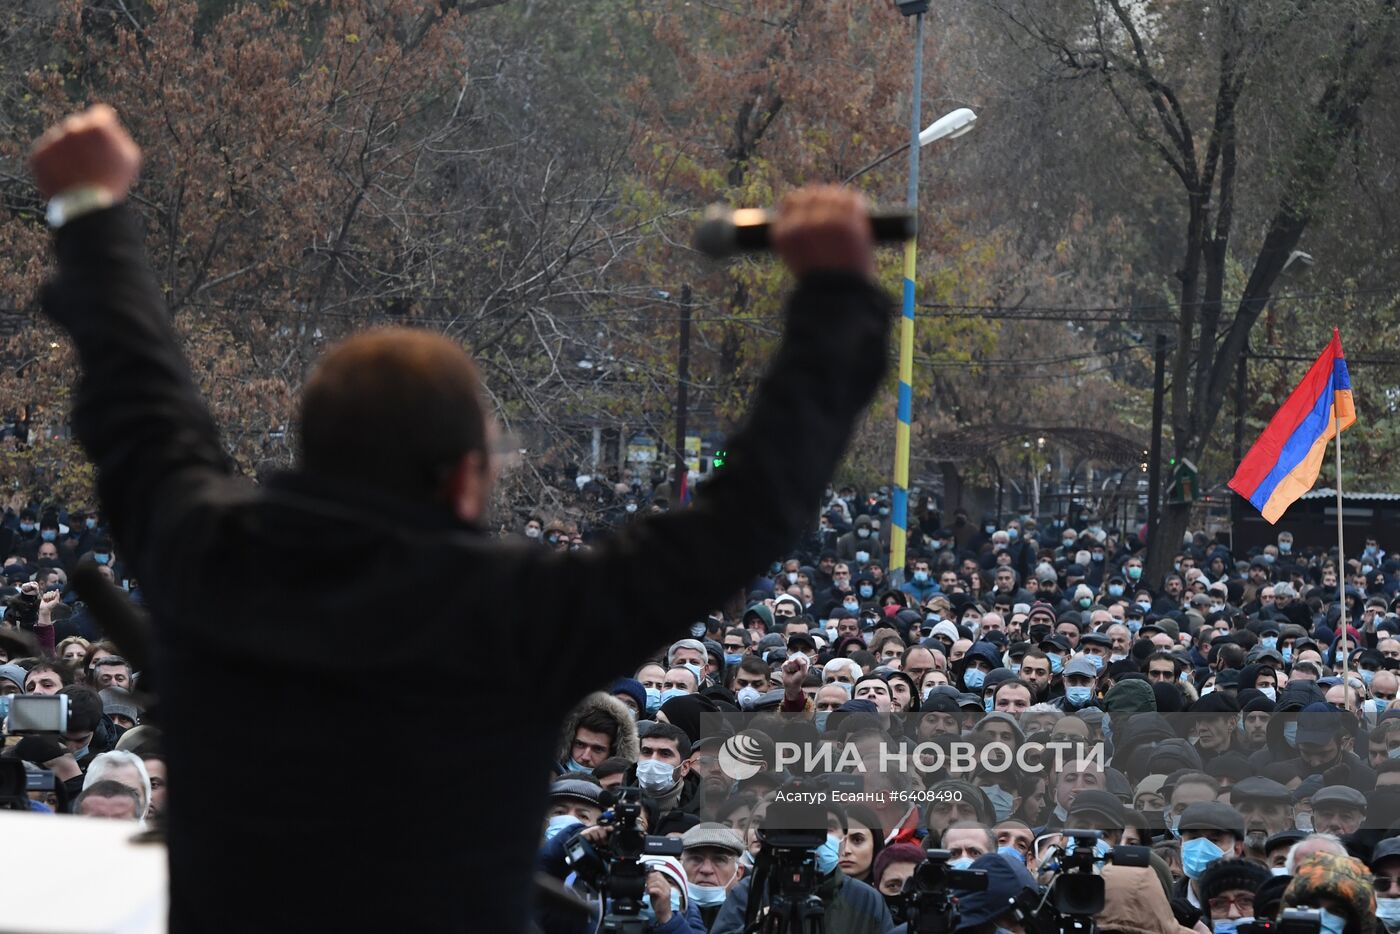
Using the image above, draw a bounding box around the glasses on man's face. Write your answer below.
[1207,894,1255,915]
[1374,875,1400,894]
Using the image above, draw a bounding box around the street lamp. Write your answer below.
[918,108,976,146]
[843,108,979,183]
[889,11,977,581]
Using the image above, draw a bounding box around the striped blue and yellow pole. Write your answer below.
[890,11,925,581]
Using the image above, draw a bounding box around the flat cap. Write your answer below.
[681,822,746,855]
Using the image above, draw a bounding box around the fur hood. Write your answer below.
[555,691,640,765]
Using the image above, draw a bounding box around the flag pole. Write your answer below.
[1336,404,1350,710]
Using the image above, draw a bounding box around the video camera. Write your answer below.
[902,848,988,934]
[0,692,71,812]
[563,786,682,933]
[745,777,836,934]
[1030,829,1152,934]
[1241,909,1324,934]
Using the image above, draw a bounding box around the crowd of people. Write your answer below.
[12,104,1395,934]
[537,500,1400,934]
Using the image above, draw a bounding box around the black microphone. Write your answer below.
[694,204,915,259]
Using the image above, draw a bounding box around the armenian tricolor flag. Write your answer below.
[1228,329,1356,523]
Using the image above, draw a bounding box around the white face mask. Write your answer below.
[636,759,677,794]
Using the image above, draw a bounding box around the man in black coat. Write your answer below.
[30,106,893,933]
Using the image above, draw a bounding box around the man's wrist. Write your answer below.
[46,185,116,229]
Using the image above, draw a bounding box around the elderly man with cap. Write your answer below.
[1229,776,1295,859]
[1174,801,1246,908]
[680,823,746,927]
[1196,858,1273,934]
[1309,785,1366,840]
[1054,656,1101,712]
[545,778,606,829]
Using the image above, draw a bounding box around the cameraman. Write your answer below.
[709,820,891,934]
[889,850,1037,934]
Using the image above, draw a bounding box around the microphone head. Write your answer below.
[694,204,737,259]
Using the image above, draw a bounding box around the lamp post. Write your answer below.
[888,2,976,580]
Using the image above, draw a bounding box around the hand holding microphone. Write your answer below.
[695,185,913,281]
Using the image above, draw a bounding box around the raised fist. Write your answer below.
[770,185,876,281]
[29,104,141,201]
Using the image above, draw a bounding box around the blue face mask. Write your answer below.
[94,553,110,565]
[564,757,593,773]
[681,662,703,684]
[1136,600,1153,613]
[1010,664,1021,675]
[984,696,995,713]
[1127,620,1142,635]
[659,687,689,707]
[815,834,842,875]
[1083,654,1104,672]
[40,530,56,542]
[1078,598,1092,609]
[1388,745,1400,760]
[688,880,730,908]
[859,585,874,599]
[1214,921,1240,934]
[1181,837,1224,879]
[1050,655,1064,674]
[949,857,975,871]
[814,711,830,732]
[1318,909,1347,934]
[984,786,1015,822]
[545,814,579,841]
[638,888,683,924]
[1283,722,1298,747]
[996,845,1025,865]
[1066,686,1093,707]
[914,571,929,583]
[1361,669,1376,686]
[1282,647,1293,664]
[1108,585,1124,598]
[844,599,860,613]
[1261,636,1278,650]
[85,518,97,530]
[963,668,986,690]
[19,523,33,534]
[724,653,743,667]
[645,687,662,713]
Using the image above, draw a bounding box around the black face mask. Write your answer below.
[883,892,908,926]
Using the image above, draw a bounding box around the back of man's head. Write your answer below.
[299,328,487,501]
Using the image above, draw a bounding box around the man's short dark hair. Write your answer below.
[574,710,618,752]
[642,722,691,759]
[73,779,141,816]
[59,684,102,733]
[299,329,488,500]
[737,656,770,679]
[592,757,631,781]
[1143,651,1182,673]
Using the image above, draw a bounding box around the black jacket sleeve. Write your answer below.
[42,206,234,594]
[517,271,893,688]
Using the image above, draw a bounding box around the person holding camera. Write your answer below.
[30,104,892,933]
